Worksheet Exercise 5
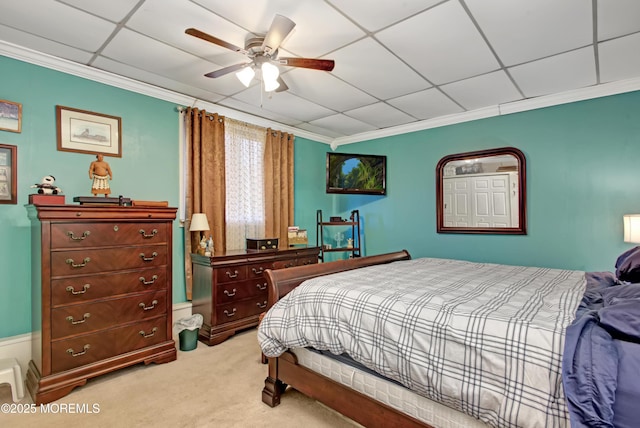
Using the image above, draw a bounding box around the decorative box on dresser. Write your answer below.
[26,204,178,404]
[191,247,320,346]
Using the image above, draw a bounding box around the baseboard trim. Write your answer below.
[0,302,193,379]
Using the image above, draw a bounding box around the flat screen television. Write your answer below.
[326,152,386,195]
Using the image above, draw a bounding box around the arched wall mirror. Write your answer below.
[436,147,527,235]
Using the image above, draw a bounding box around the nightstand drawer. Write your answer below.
[51,222,169,249]
[51,245,167,276]
[51,268,167,306]
[51,290,167,339]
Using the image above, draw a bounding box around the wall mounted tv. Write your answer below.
[326,152,387,195]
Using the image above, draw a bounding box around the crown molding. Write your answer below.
[2,39,639,148]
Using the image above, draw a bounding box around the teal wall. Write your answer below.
[2,54,639,340]
[0,56,184,338]
[295,91,640,272]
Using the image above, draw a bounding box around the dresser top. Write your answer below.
[26,204,178,221]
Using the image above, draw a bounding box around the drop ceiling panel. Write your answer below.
[376,1,500,84]
[328,0,443,32]
[294,122,345,139]
[440,71,522,110]
[283,68,377,112]
[218,97,303,126]
[330,38,431,100]
[0,0,116,52]
[509,47,596,98]
[387,88,464,120]
[0,24,94,64]
[93,56,227,104]
[231,86,336,122]
[60,0,138,22]
[597,0,640,40]
[465,0,593,66]
[599,33,640,83]
[309,114,378,136]
[344,102,417,129]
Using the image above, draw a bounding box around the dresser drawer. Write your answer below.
[214,265,248,283]
[51,290,167,339]
[297,255,318,266]
[51,317,168,373]
[272,258,297,269]
[246,261,275,278]
[215,297,268,325]
[51,245,167,276]
[51,222,168,249]
[51,268,167,306]
[216,279,268,303]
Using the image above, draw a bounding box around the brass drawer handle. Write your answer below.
[66,230,90,241]
[139,275,158,285]
[225,270,239,279]
[67,344,90,357]
[252,267,265,275]
[302,260,313,265]
[139,327,158,338]
[66,313,91,325]
[139,229,158,239]
[65,257,91,268]
[139,252,158,262]
[224,308,237,317]
[284,262,295,268]
[66,284,90,295]
[223,288,237,297]
[139,300,158,311]
[257,301,267,309]
[256,282,267,291]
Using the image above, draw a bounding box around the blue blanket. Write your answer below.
[563,272,640,428]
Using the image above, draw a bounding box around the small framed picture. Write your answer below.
[0,144,17,204]
[0,100,22,133]
[56,105,122,157]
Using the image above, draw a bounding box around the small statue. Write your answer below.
[205,236,214,256]
[347,238,354,248]
[197,236,207,255]
[88,154,113,197]
[31,175,63,194]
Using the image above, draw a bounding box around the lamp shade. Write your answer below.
[236,66,255,87]
[189,213,210,232]
[623,214,640,243]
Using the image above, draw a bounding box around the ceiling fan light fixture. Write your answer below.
[236,66,255,87]
[261,62,280,82]
[264,78,280,92]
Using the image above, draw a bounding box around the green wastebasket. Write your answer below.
[178,328,199,351]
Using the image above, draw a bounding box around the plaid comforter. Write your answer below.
[258,258,587,428]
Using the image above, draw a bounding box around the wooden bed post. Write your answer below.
[262,357,286,407]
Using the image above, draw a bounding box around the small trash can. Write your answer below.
[178,328,199,351]
[174,314,203,352]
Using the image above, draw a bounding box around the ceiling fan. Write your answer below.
[186,14,335,93]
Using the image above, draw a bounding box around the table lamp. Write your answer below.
[623,214,640,243]
[189,213,210,254]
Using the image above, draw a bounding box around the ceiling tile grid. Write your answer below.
[0,0,639,143]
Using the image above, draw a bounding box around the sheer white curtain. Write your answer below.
[224,118,266,250]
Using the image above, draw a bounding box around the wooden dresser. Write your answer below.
[26,204,178,404]
[192,247,320,346]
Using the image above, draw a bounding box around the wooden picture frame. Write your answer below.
[0,144,17,204]
[56,105,122,157]
[0,100,22,133]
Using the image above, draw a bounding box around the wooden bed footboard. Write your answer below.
[261,250,427,427]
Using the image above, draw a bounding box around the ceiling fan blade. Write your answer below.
[261,14,296,55]
[278,57,335,71]
[204,62,250,78]
[185,28,247,54]
[275,76,289,93]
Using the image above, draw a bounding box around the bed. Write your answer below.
[258,250,640,428]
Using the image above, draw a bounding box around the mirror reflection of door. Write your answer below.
[436,147,526,235]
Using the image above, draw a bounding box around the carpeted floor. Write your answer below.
[0,329,361,428]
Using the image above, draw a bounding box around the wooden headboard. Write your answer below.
[263,249,412,308]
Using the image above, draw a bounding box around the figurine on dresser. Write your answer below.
[88,153,112,197]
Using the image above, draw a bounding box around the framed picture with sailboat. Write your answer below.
[56,105,122,157]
